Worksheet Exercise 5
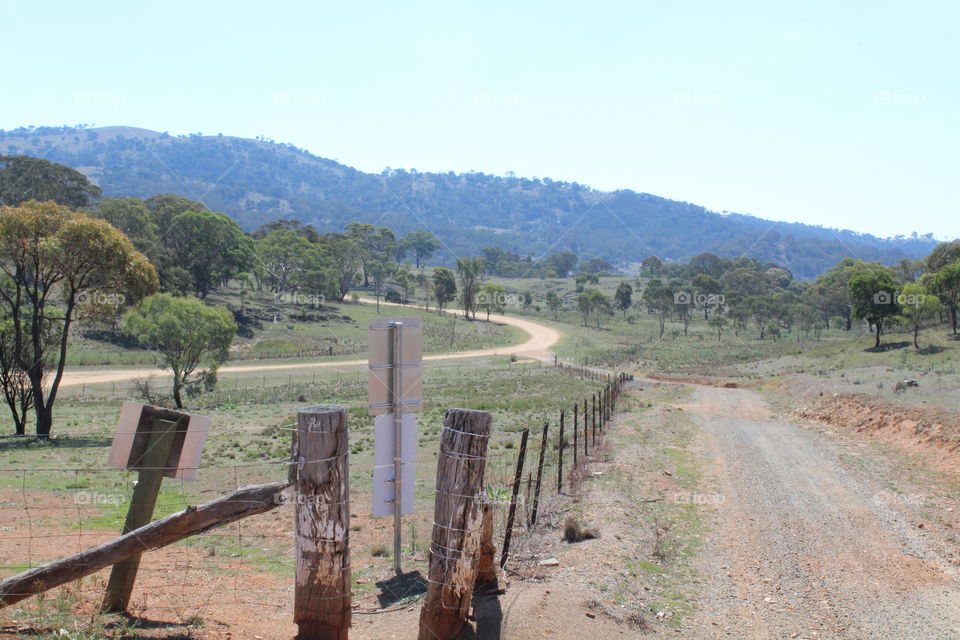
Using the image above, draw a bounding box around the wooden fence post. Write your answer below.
[530,420,549,526]
[573,404,578,467]
[592,394,597,445]
[557,410,565,493]
[293,404,351,640]
[102,416,180,613]
[419,409,492,640]
[583,399,588,456]
[500,428,529,569]
[475,502,499,589]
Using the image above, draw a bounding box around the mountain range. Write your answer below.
[0,125,938,280]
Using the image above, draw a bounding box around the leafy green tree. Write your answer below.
[926,241,960,272]
[124,294,237,409]
[256,229,315,293]
[0,155,100,208]
[546,291,562,320]
[740,296,776,339]
[546,250,578,278]
[848,269,900,348]
[433,267,457,314]
[924,262,960,334]
[402,230,441,268]
[708,315,727,342]
[899,283,942,349]
[478,283,506,320]
[0,201,158,435]
[367,259,395,312]
[456,257,485,318]
[167,210,254,298]
[642,278,674,338]
[574,273,599,293]
[0,315,34,434]
[614,281,633,317]
[691,273,723,319]
[144,194,206,237]
[641,256,664,277]
[87,197,158,251]
[322,234,363,301]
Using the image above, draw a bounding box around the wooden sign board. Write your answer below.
[368,317,423,415]
[107,402,210,481]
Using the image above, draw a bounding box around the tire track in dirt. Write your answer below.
[683,385,960,640]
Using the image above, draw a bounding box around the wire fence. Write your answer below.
[0,359,630,637]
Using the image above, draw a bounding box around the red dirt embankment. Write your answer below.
[797,394,960,476]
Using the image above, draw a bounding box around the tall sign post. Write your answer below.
[368,317,423,575]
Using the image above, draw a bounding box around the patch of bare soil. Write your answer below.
[797,393,960,477]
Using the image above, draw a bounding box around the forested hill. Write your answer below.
[0,125,937,279]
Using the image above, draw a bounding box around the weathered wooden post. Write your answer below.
[582,398,588,456]
[530,420,548,526]
[293,405,351,640]
[419,409,492,640]
[474,502,499,589]
[592,394,597,444]
[500,428,529,569]
[557,410,565,493]
[572,404,579,467]
[102,416,180,613]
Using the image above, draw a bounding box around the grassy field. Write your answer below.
[0,356,607,634]
[67,282,522,366]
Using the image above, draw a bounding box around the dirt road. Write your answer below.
[684,385,960,639]
[58,304,561,387]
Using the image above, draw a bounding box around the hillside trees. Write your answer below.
[0,201,158,435]
[614,281,633,317]
[0,155,100,208]
[167,210,254,298]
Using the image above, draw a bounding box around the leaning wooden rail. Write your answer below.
[0,480,290,608]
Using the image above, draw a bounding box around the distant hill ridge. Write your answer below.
[0,125,937,279]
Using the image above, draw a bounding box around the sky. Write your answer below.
[1,0,956,239]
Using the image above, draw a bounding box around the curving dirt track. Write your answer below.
[58,302,561,387]
[684,385,960,639]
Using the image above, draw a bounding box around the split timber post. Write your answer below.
[557,410,565,493]
[582,399,588,457]
[591,394,597,445]
[293,405,351,640]
[530,420,549,526]
[500,428,529,569]
[572,404,578,468]
[102,415,180,613]
[418,409,492,640]
[474,501,500,589]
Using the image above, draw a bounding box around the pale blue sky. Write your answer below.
[2,0,956,239]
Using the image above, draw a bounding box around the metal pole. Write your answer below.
[392,321,404,576]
